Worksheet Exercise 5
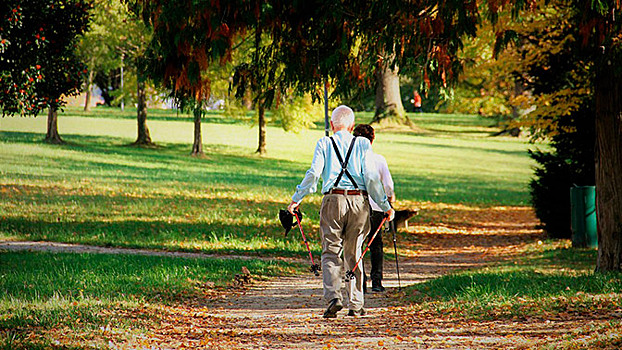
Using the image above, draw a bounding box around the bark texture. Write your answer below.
[45,107,63,144]
[256,104,266,155]
[84,60,95,112]
[594,63,622,272]
[372,62,406,124]
[192,108,204,156]
[133,79,153,145]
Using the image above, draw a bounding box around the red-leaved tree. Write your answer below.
[0,0,90,143]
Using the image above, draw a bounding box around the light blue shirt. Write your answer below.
[291,130,391,212]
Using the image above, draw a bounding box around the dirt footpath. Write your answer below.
[2,205,603,349]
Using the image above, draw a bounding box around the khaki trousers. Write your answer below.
[319,193,370,310]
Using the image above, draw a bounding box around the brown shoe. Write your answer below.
[347,308,366,316]
[323,298,343,318]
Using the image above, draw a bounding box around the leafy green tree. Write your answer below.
[441,18,519,123]
[130,0,504,154]
[128,0,252,155]
[230,27,279,155]
[78,0,154,145]
[0,0,90,143]
[77,0,122,112]
[493,0,621,270]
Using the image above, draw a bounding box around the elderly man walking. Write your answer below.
[288,105,394,318]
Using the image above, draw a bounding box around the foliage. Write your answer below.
[440,18,517,118]
[272,94,323,133]
[77,0,155,107]
[76,0,124,79]
[443,1,597,239]
[128,1,540,111]
[509,1,592,139]
[529,105,595,238]
[0,0,90,116]
[443,1,592,136]
[485,1,597,239]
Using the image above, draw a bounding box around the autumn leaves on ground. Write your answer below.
[1,110,621,349]
[138,206,619,350]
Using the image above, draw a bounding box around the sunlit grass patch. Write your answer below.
[406,241,622,321]
[1,110,535,256]
[0,251,302,348]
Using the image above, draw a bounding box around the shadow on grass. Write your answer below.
[1,130,531,206]
[404,245,620,308]
[390,138,528,157]
[1,131,308,190]
[0,214,319,258]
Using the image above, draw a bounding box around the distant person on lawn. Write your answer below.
[353,124,395,293]
[287,105,394,318]
[412,90,422,113]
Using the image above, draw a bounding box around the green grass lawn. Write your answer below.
[0,251,299,349]
[405,240,622,349]
[0,107,534,254]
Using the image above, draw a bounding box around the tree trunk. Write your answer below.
[243,88,253,110]
[191,107,204,156]
[256,103,266,155]
[133,79,153,145]
[372,61,407,124]
[84,58,95,112]
[84,68,94,112]
[45,107,63,144]
[594,65,622,272]
[253,22,266,155]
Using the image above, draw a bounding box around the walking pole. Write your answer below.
[345,213,389,282]
[390,220,402,290]
[294,212,321,276]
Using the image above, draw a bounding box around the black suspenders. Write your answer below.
[329,136,359,189]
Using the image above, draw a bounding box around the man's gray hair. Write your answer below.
[331,105,355,129]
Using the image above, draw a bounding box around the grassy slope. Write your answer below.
[0,107,533,254]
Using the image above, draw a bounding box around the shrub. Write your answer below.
[529,106,595,238]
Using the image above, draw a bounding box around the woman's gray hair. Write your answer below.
[330,105,355,129]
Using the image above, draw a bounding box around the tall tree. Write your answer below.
[130,0,494,154]
[76,0,122,112]
[129,0,250,155]
[78,0,154,145]
[494,0,622,270]
[0,0,90,144]
[574,1,622,271]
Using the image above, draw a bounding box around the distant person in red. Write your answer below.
[412,91,422,113]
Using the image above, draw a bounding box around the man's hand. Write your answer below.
[287,201,299,215]
[386,208,395,221]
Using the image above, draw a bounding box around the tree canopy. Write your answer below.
[0,0,91,117]
[129,1,537,107]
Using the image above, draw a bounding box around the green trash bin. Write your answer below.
[570,186,598,248]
